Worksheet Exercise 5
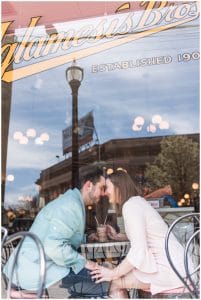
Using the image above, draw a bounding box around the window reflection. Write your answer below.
[1,2,199,220]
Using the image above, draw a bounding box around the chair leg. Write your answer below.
[45,289,49,298]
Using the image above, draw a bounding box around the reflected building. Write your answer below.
[36,133,199,230]
[36,133,199,203]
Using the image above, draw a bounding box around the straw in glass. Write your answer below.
[94,216,100,226]
[103,215,108,225]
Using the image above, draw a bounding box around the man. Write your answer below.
[4,165,109,297]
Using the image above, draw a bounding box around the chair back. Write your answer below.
[1,227,8,250]
[1,227,47,299]
[165,213,200,298]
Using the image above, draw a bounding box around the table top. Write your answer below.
[80,240,130,262]
[81,240,130,248]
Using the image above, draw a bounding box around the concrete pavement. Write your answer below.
[1,279,70,299]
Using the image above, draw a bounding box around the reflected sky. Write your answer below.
[5,9,200,207]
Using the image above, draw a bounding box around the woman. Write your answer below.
[91,170,190,298]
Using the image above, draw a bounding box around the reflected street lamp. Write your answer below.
[66,60,84,188]
[192,182,199,212]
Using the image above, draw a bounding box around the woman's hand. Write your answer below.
[106,225,128,241]
[106,224,118,240]
[90,265,114,283]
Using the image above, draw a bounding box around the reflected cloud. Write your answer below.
[4,183,39,208]
[7,139,59,169]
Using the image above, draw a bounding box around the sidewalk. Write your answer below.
[1,279,70,299]
[47,281,70,298]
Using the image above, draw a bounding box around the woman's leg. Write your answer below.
[109,270,150,298]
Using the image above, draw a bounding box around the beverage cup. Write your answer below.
[97,224,107,242]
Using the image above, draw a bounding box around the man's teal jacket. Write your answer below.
[4,188,87,290]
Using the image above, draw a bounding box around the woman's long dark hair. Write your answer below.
[107,170,140,215]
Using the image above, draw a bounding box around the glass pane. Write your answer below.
[2,2,199,220]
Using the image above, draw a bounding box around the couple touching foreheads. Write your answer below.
[4,165,190,298]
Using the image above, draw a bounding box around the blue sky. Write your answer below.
[4,8,200,208]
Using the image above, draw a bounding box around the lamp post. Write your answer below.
[82,125,101,162]
[66,60,84,188]
[192,182,199,212]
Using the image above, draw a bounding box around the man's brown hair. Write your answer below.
[79,164,104,188]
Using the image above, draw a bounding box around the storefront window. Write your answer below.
[2,1,199,213]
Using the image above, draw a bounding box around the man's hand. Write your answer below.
[88,232,99,242]
[85,260,99,270]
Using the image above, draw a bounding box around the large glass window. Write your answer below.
[2,1,199,212]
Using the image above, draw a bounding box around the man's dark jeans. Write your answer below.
[61,268,109,298]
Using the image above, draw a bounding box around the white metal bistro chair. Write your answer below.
[1,227,8,248]
[1,227,48,299]
[165,212,200,298]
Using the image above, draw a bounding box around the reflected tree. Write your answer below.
[144,136,199,200]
